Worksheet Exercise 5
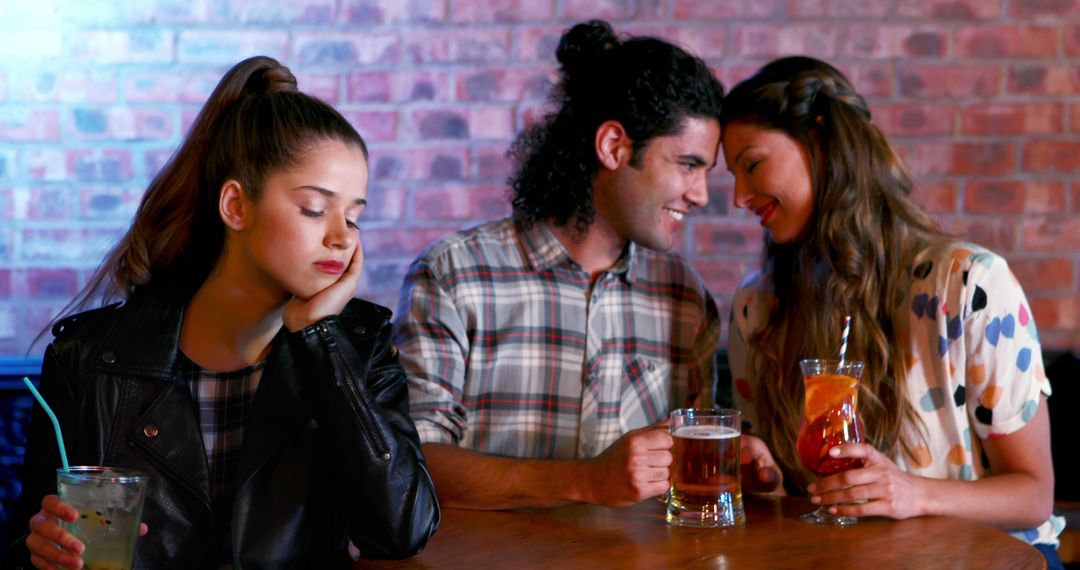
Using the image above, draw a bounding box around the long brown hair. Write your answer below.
[720,56,946,490]
[56,56,367,323]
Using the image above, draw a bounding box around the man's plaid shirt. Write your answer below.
[393,218,719,459]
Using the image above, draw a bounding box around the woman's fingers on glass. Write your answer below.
[40,495,77,522]
[28,513,84,554]
[26,533,84,569]
[139,522,149,536]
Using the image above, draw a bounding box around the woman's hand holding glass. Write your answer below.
[26,495,149,570]
[807,442,927,520]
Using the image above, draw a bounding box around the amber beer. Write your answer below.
[666,409,745,528]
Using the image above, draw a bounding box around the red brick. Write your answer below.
[676,0,744,18]
[896,0,1002,19]
[359,185,406,221]
[15,269,79,299]
[734,24,844,58]
[68,108,175,141]
[347,71,452,103]
[66,150,133,182]
[513,26,564,62]
[474,145,513,181]
[1023,141,1080,173]
[675,28,727,59]
[404,29,510,63]
[1007,64,1080,96]
[27,187,72,220]
[961,103,1064,136]
[844,63,893,98]
[27,149,66,181]
[412,184,511,221]
[1009,0,1080,17]
[123,0,227,23]
[564,0,640,20]
[80,186,143,219]
[179,30,289,64]
[896,64,1002,98]
[965,181,1067,214]
[0,270,9,298]
[1030,296,1080,336]
[231,0,335,23]
[906,142,1016,176]
[456,68,555,102]
[363,227,461,259]
[1068,24,1080,56]
[448,0,552,22]
[789,0,890,18]
[341,0,445,23]
[1022,217,1080,251]
[20,228,125,263]
[407,107,514,141]
[0,110,60,142]
[181,108,201,138]
[294,32,399,66]
[13,72,118,104]
[691,259,755,295]
[1006,257,1075,293]
[124,71,222,103]
[358,260,411,299]
[955,26,1059,59]
[294,73,341,104]
[940,216,1019,253]
[692,220,764,256]
[341,110,399,143]
[873,103,956,137]
[845,26,949,59]
[370,148,471,182]
[911,180,958,214]
[1073,182,1080,214]
[66,30,175,64]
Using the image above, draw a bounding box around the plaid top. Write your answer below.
[179,353,265,567]
[394,218,719,459]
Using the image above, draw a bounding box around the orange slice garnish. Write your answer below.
[803,373,859,424]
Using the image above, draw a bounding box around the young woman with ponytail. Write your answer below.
[721,56,1063,566]
[6,56,439,569]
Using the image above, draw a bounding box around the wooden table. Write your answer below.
[358,495,1045,569]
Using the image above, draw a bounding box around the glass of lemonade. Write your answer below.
[665,408,745,528]
[57,467,148,570]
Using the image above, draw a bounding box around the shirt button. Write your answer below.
[142,425,159,438]
[101,352,116,364]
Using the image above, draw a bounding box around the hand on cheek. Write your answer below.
[284,244,364,332]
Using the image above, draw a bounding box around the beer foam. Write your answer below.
[673,425,738,439]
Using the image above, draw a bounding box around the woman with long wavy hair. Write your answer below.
[721,56,1063,566]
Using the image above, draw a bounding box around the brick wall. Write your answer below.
[0,0,1076,356]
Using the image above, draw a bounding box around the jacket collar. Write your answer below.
[87,284,187,381]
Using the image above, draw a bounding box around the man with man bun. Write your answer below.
[394,19,781,509]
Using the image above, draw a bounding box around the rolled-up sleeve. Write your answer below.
[394,258,471,445]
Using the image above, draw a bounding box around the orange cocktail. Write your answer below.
[796,359,865,526]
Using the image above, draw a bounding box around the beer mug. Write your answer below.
[665,408,745,528]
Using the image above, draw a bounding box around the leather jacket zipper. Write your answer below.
[316,323,391,462]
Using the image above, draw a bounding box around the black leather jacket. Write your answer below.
[4,287,439,568]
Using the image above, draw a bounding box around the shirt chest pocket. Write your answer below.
[620,356,672,427]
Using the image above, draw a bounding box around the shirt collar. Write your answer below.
[518,219,640,284]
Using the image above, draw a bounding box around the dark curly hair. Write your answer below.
[508,20,725,236]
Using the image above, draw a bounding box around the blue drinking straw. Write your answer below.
[22,376,70,472]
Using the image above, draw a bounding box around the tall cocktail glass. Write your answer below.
[796,359,864,526]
